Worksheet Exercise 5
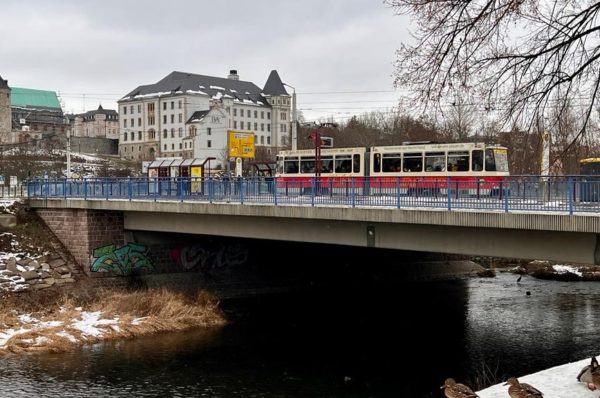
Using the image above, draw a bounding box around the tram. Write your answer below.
[275,142,509,196]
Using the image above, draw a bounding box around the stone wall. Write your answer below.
[37,209,124,275]
[70,137,118,155]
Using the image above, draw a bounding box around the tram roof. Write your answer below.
[579,158,600,164]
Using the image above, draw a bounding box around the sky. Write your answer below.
[0,0,410,123]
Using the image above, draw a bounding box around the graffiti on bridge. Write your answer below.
[91,243,154,276]
[169,243,248,273]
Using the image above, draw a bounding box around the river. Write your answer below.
[0,271,597,397]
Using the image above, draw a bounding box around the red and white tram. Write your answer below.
[275,142,509,196]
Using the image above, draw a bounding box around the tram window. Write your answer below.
[353,154,361,173]
[472,150,483,171]
[335,155,352,173]
[284,158,299,174]
[373,153,381,172]
[321,156,333,173]
[447,151,470,172]
[300,157,315,174]
[382,153,402,172]
[485,149,496,171]
[403,152,423,172]
[425,152,446,172]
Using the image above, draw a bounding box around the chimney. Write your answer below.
[228,70,239,80]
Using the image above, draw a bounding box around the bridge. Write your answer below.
[25,176,600,273]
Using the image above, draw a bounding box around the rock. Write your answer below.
[28,260,40,270]
[39,271,51,279]
[54,278,74,284]
[6,257,16,268]
[32,283,52,290]
[477,269,496,278]
[41,263,50,271]
[49,259,66,268]
[16,258,31,266]
[1,271,16,277]
[59,273,72,279]
[56,266,70,275]
[42,277,55,286]
[0,263,6,271]
[20,271,39,281]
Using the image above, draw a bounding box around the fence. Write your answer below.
[25,176,600,215]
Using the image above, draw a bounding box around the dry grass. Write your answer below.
[0,288,226,356]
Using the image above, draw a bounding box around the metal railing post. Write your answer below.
[504,182,509,212]
[311,178,315,207]
[240,179,245,204]
[396,177,401,209]
[351,177,356,208]
[84,179,88,200]
[568,176,573,215]
[273,177,278,205]
[128,177,133,201]
[447,176,451,210]
[208,177,214,204]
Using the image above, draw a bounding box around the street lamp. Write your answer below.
[282,83,297,150]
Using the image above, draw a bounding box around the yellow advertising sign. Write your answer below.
[191,166,203,193]
[228,130,255,158]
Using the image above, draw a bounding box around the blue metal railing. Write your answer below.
[25,176,600,215]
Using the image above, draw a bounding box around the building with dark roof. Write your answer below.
[117,69,291,162]
[72,105,119,139]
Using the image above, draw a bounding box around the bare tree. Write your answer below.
[386,0,600,149]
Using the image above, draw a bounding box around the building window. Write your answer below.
[148,115,155,125]
[261,136,264,144]
[149,129,155,140]
[189,126,196,136]
[267,136,271,145]
[163,102,167,110]
[226,107,230,114]
[137,105,141,113]
[170,101,174,110]
[138,117,142,126]
[123,107,127,115]
[148,103,155,112]
[280,124,287,133]
[267,124,271,132]
[240,121,244,129]
[178,127,183,137]
[254,123,258,130]
[207,127,211,135]
[130,132,135,141]
[178,100,182,109]
[131,118,134,127]
[163,115,167,124]
[261,123,264,131]
[163,129,167,138]
[179,143,182,149]
[280,112,286,120]
[163,144,167,150]
[178,114,182,123]
[123,119,127,128]
[254,110,258,118]
[207,140,212,148]
[267,112,271,119]
[247,110,251,117]
[172,143,175,150]
[171,128,175,138]
[138,131,142,140]
[123,133,127,141]
[233,121,237,128]
[261,111,264,119]
[170,114,175,123]
[130,105,134,113]
[233,108,237,116]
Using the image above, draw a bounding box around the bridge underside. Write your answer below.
[124,211,599,265]
[30,199,600,265]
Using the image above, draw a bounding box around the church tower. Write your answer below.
[0,76,11,135]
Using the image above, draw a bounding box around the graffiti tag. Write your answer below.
[91,243,153,276]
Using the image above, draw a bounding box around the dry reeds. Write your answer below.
[0,288,226,356]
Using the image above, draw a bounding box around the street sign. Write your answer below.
[228,130,255,158]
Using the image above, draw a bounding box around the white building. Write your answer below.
[118,69,291,164]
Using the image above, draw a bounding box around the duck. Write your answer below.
[504,377,543,397]
[441,378,480,398]
[577,356,598,390]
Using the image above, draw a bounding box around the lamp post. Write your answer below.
[282,83,297,150]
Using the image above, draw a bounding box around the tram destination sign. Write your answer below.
[228,130,255,158]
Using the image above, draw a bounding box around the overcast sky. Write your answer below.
[0,0,410,122]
